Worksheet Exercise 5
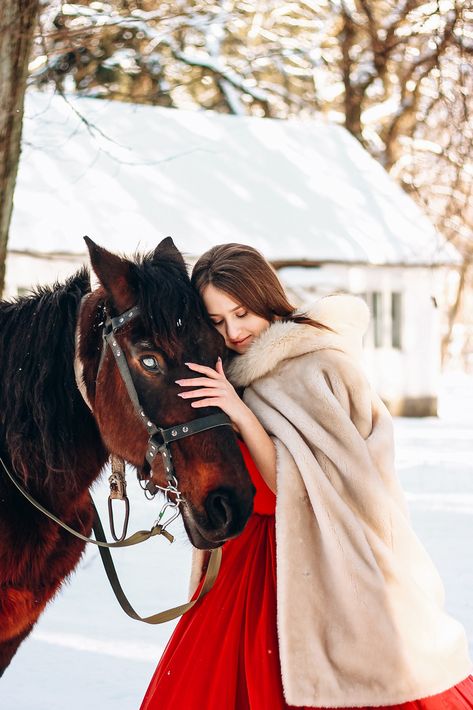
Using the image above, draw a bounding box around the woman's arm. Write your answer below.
[232,404,277,493]
[176,359,277,492]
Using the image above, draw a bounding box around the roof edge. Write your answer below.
[7,249,459,269]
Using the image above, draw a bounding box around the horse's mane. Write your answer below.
[0,268,92,488]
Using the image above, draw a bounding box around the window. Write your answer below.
[371,292,383,348]
[391,292,402,349]
[363,291,402,350]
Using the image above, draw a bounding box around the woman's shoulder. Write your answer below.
[228,294,370,388]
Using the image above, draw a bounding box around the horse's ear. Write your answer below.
[84,236,135,311]
[152,236,186,270]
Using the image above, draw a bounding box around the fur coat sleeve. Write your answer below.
[223,294,471,708]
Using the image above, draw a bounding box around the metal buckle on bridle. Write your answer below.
[153,473,184,531]
[108,455,130,542]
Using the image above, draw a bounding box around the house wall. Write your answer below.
[359,266,441,417]
[6,251,450,417]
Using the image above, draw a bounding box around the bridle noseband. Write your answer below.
[100,304,232,531]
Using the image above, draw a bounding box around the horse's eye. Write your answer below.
[140,356,162,372]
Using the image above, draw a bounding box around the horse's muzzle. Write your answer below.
[182,486,255,549]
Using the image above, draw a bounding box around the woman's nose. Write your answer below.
[226,321,242,340]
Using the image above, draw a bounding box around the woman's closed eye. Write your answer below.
[211,314,247,328]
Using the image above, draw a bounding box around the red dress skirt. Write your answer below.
[141,442,473,710]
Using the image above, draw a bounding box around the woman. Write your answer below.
[141,243,473,710]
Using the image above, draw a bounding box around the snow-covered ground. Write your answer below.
[2,373,473,710]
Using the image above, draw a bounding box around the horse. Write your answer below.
[0,236,254,675]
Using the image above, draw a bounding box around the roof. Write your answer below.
[9,91,459,266]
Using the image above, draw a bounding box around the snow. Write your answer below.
[1,373,473,709]
[9,91,459,266]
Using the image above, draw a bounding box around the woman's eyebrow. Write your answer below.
[208,305,242,316]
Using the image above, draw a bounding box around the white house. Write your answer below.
[6,91,459,415]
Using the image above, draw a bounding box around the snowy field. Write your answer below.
[2,373,473,709]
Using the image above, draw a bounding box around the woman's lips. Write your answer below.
[231,335,251,347]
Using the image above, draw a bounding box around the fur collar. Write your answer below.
[227,294,370,387]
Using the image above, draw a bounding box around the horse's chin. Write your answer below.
[180,506,234,550]
[187,531,223,551]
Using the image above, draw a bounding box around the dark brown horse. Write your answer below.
[0,237,254,675]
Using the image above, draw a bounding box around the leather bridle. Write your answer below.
[99,303,233,518]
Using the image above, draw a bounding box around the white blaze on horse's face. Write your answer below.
[202,284,270,355]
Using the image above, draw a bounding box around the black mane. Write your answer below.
[0,268,92,487]
[131,250,209,358]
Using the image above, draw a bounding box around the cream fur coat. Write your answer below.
[190,294,471,708]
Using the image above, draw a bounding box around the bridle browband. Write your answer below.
[100,303,232,520]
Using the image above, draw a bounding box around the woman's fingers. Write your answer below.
[175,361,234,415]
[190,398,223,409]
[184,362,220,378]
[178,388,224,399]
[175,376,220,388]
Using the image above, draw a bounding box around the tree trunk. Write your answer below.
[0,0,39,297]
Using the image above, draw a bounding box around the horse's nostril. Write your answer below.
[205,490,233,530]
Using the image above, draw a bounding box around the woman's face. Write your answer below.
[201,283,270,354]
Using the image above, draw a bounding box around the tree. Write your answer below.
[0,0,40,297]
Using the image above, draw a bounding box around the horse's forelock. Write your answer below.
[132,253,206,358]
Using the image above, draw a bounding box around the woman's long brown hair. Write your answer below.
[191,243,327,330]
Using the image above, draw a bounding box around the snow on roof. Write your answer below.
[9,91,458,265]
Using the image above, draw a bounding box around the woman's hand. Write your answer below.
[176,358,247,429]
[177,358,277,492]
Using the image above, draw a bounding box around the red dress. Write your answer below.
[141,442,473,710]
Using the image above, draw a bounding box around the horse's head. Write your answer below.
[76,237,254,549]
